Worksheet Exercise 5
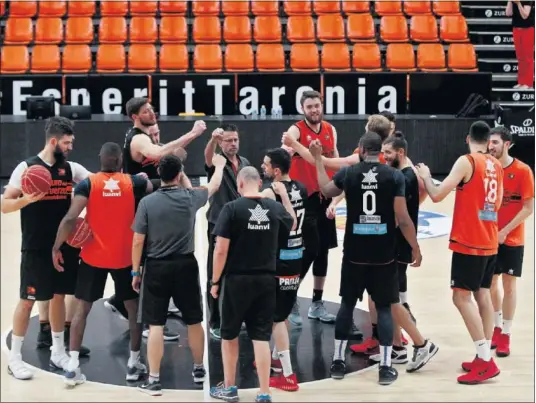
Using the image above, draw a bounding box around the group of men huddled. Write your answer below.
[2,90,533,402]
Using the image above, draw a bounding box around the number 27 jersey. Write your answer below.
[450,153,504,256]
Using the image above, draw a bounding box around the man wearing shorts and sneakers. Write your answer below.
[488,126,534,357]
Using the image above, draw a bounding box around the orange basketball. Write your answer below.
[67,217,93,249]
[21,165,52,195]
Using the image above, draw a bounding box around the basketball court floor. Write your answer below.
[1,192,534,402]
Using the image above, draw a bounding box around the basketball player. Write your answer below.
[52,142,154,387]
[415,121,503,384]
[260,148,308,391]
[1,117,91,380]
[310,133,421,385]
[133,154,226,395]
[380,111,397,137]
[488,126,534,357]
[281,90,339,327]
[209,167,295,403]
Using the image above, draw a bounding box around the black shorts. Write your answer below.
[20,245,80,301]
[339,258,399,307]
[141,253,203,326]
[396,229,413,265]
[75,260,139,303]
[303,192,338,252]
[451,252,496,292]
[274,269,300,323]
[495,244,524,277]
[220,274,276,341]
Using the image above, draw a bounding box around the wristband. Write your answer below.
[210,279,220,286]
[131,271,141,277]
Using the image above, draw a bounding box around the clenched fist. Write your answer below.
[192,120,207,136]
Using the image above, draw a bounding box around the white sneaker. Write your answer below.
[64,367,86,387]
[50,351,71,370]
[370,348,408,364]
[406,340,439,373]
[126,359,147,381]
[8,356,33,380]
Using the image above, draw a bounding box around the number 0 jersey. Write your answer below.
[449,153,504,256]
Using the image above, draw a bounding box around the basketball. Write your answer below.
[21,165,52,195]
[67,217,93,248]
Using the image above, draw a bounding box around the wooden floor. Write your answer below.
[1,192,534,402]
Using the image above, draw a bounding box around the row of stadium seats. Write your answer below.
[1,1,461,18]
[1,43,477,74]
[3,15,468,44]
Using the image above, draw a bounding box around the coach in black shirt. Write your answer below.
[209,166,294,402]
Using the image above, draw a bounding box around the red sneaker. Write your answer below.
[457,358,500,385]
[350,337,379,354]
[496,333,510,357]
[269,373,299,391]
[461,356,481,372]
[401,333,409,346]
[491,327,501,349]
[253,359,282,373]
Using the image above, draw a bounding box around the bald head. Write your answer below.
[99,142,123,172]
[237,166,262,195]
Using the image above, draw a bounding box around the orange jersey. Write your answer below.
[450,153,504,256]
[80,172,136,269]
[289,120,336,196]
[499,158,534,246]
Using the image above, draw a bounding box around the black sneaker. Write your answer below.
[138,379,162,396]
[104,295,129,320]
[192,365,206,383]
[37,325,52,349]
[330,359,346,380]
[349,320,364,340]
[65,326,90,357]
[403,303,417,325]
[379,365,398,385]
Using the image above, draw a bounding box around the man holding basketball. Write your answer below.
[1,117,91,380]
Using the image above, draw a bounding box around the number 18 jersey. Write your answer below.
[450,153,504,256]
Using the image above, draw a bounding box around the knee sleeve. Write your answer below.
[376,305,394,347]
[312,248,329,277]
[335,296,358,340]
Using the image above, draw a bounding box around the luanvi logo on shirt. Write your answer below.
[103,178,122,197]
[248,205,270,230]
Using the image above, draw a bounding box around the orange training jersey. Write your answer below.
[499,158,534,246]
[289,120,336,196]
[449,153,504,256]
[80,172,136,269]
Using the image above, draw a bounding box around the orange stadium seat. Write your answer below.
[342,1,370,14]
[380,16,409,42]
[35,18,64,44]
[225,44,254,72]
[62,44,92,73]
[159,1,187,14]
[375,0,402,15]
[386,43,416,71]
[39,1,66,17]
[194,44,223,72]
[352,43,382,71]
[128,44,157,72]
[347,13,376,42]
[0,46,30,74]
[448,43,477,71]
[4,18,33,44]
[129,1,158,15]
[65,17,94,44]
[314,1,341,14]
[251,0,279,15]
[222,0,249,15]
[67,1,95,17]
[99,17,127,43]
[159,16,188,43]
[9,1,37,17]
[321,43,351,71]
[417,43,447,71]
[317,14,345,42]
[440,15,468,42]
[256,43,285,71]
[193,16,222,43]
[286,16,315,43]
[100,1,128,16]
[224,16,252,43]
[0,1,5,16]
[403,0,431,15]
[130,17,157,43]
[192,1,220,16]
[96,44,126,73]
[254,16,282,42]
[31,45,61,73]
[290,43,319,71]
[433,0,460,15]
[284,1,312,15]
[159,44,189,72]
[410,15,438,42]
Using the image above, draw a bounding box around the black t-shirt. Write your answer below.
[212,196,294,275]
[122,127,159,179]
[333,161,405,264]
[512,0,535,28]
[397,166,420,248]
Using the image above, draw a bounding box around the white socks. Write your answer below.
[475,339,491,361]
[503,319,513,335]
[128,350,140,367]
[494,311,503,328]
[399,292,408,304]
[272,346,279,360]
[334,340,347,361]
[67,351,80,372]
[149,372,160,383]
[379,346,392,367]
[277,350,293,377]
[51,331,65,354]
[10,335,24,360]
